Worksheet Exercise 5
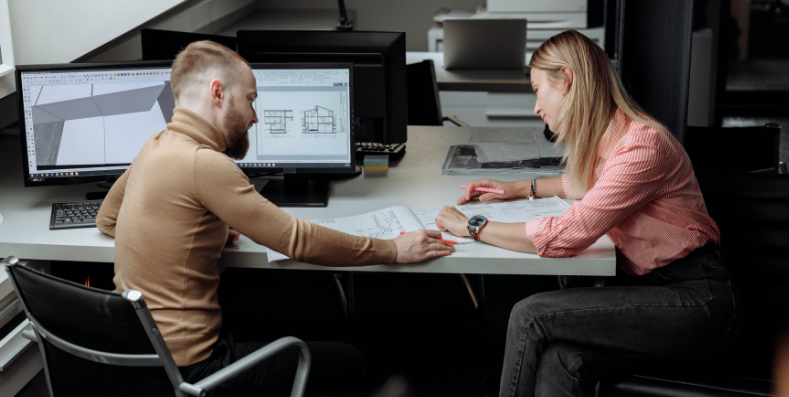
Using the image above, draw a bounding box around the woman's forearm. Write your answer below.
[533,175,565,198]
[478,221,537,253]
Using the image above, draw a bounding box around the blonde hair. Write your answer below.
[170,40,249,101]
[529,30,673,193]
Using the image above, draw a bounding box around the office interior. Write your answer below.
[0,0,787,396]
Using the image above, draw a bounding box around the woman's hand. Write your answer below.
[458,179,525,205]
[435,206,470,237]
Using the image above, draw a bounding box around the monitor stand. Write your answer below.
[259,176,330,207]
[85,191,109,200]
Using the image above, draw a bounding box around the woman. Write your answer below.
[435,30,742,397]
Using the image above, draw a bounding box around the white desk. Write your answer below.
[0,126,616,276]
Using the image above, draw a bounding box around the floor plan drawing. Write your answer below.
[302,105,336,134]
[263,110,293,134]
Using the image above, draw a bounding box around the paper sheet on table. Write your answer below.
[266,198,572,262]
[475,143,541,163]
[414,196,571,243]
[266,206,424,262]
[469,127,561,163]
[468,127,541,144]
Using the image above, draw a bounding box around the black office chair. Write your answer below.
[685,123,783,172]
[600,169,789,396]
[406,59,468,127]
[2,257,310,397]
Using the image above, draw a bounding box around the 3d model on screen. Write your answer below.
[31,81,173,167]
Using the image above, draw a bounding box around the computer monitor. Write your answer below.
[16,61,174,195]
[141,28,237,61]
[236,63,355,207]
[236,30,407,145]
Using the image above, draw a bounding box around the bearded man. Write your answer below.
[96,40,453,396]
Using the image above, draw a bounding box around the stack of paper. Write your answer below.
[441,127,564,175]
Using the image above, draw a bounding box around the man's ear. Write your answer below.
[210,79,224,108]
[560,66,574,92]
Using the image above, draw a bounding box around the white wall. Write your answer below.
[9,0,187,65]
[78,0,258,62]
[0,0,257,131]
[258,0,486,52]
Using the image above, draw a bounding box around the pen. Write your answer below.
[460,185,505,195]
[400,231,457,245]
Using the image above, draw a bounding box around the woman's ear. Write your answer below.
[560,66,574,93]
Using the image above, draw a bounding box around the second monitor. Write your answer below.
[235,63,356,207]
[236,30,406,146]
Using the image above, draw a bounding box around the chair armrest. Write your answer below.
[179,336,310,397]
[443,115,469,127]
[21,329,37,342]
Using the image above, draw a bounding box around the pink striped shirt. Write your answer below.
[525,108,720,275]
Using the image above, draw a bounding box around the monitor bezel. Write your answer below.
[240,62,356,176]
[236,30,407,145]
[16,61,173,187]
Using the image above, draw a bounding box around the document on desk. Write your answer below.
[265,197,571,262]
[266,206,424,262]
[468,127,562,163]
[413,196,570,243]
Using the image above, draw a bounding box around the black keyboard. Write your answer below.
[355,142,405,158]
[50,200,103,230]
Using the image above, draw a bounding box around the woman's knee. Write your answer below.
[509,292,558,330]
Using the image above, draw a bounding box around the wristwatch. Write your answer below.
[467,215,488,241]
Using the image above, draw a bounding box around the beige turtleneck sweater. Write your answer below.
[97,108,397,366]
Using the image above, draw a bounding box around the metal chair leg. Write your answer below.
[458,274,479,310]
[332,273,348,319]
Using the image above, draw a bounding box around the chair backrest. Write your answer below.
[406,59,443,126]
[686,123,781,172]
[695,168,789,361]
[4,261,185,397]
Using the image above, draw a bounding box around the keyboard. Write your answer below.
[355,142,405,159]
[50,200,103,230]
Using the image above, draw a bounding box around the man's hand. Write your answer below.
[435,206,471,238]
[458,179,523,205]
[226,228,240,247]
[393,229,455,263]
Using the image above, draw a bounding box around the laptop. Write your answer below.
[443,19,527,70]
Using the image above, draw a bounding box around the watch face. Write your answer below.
[468,215,486,227]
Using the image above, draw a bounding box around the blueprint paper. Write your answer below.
[266,197,571,262]
[414,196,570,243]
[266,206,423,262]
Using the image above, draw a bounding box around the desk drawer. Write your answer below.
[0,259,45,396]
[0,319,42,397]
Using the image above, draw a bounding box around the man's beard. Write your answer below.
[223,98,250,160]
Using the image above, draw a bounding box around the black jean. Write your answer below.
[180,331,366,397]
[499,243,743,397]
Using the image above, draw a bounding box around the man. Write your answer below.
[96,40,453,396]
